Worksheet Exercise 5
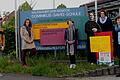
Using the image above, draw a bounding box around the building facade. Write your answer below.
[83,0,120,21]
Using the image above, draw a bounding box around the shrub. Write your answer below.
[2,17,15,54]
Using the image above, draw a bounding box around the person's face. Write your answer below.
[100,12,105,17]
[117,18,120,25]
[68,21,73,27]
[25,20,30,27]
[89,13,94,20]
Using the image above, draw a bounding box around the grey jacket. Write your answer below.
[20,26,35,50]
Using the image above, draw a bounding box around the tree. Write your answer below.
[2,17,15,54]
[19,1,32,11]
[57,4,67,9]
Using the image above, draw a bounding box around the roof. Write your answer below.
[87,0,118,7]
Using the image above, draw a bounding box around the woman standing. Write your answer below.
[85,12,102,64]
[97,9,113,32]
[65,20,78,69]
[20,19,36,67]
[113,16,120,77]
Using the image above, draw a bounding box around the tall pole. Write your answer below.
[95,0,98,22]
[53,0,56,58]
[15,0,18,58]
[53,0,55,9]
[119,7,120,15]
[30,0,32,6]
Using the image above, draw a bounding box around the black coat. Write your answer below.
[85,21,101,63]
[85,21,102,37]
[113,25,118,45]
[97,17,113,32]
[113,25,120,57]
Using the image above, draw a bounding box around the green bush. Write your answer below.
[2,17,15,54]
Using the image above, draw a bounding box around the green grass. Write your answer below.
[0,54,108,77]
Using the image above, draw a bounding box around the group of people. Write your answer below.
[85,9,113,64]
[65,9,114,69]
[20,9,120,75]
[85,9,120,77]
[66,9,120,70]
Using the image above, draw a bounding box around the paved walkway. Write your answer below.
[0,73,120,80]
[0,73,66,80]
[66,76,120,80]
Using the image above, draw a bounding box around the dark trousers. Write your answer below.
[21,48,36,65]
[117,45,120,66]
[69,55,76,64]
[113,44,118,57]
[87,52,96,64]
[87,38,97,64]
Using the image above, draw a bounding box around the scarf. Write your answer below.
[100,16,107,24]
[67,26,75,55]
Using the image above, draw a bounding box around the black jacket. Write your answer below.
[113,25,120,57]
[85,21,102,37]
[97,17,113,32]
[113,25,119,45]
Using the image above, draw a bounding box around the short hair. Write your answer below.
[99,9,107,16]
[67,20,74,25]
[88,11,95,16]
[115,16,120,22]
[23,19,32,27]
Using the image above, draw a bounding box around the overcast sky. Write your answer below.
[0,0,94,12]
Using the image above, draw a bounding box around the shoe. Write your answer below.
[72,64,76,69]
[109,63,113,67]
[69,64,73,69]
[116,74,120,77]
[91,63,94,65]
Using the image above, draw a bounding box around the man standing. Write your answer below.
[85,12,102,64]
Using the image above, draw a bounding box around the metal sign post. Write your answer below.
[53,0,55,9]
[95,0,98,22]
[15,0,18,58]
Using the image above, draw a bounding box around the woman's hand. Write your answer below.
[30,40,34,43]
[68,40,75,45]
[24,40,33,44]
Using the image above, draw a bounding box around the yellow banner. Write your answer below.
[32,22,68,40]
[90,36,111,53]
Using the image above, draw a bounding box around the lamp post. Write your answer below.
[95,0,98,22]
[53,0,55,9]
[15,0,18,59]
